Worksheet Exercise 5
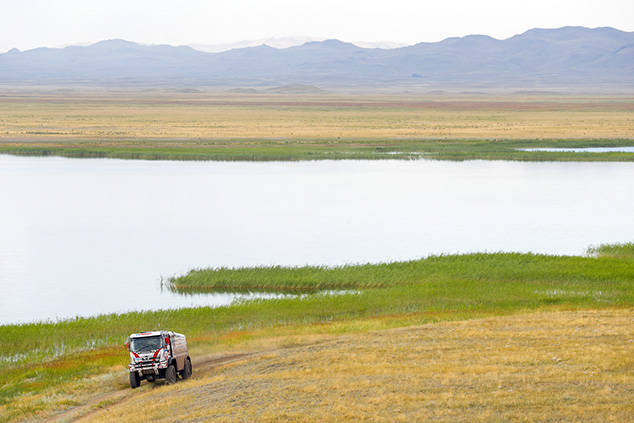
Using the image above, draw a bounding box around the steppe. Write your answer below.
[1,89,633,161]
[0,90,633,422]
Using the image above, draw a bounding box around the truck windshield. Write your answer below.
[130,335,162,353]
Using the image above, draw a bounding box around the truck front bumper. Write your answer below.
[129,360,168,376]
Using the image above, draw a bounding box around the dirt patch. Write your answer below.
[41,352,260,422]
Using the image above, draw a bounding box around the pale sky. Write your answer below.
[1,0,633,53]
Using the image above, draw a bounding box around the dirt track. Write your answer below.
[42,351,260,423]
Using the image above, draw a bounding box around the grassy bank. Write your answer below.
[3,244,632,362]
[1,138,634,162]
[1,244,633,421]
[170,247,634,292]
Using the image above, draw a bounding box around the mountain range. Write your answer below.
[1,27,632,91]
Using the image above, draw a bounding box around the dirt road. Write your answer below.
[42,351,260,423]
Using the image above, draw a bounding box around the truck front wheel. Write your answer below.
[130,372,141,389]
[165,365,177,385]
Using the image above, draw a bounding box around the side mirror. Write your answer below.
[165,336,169,345]
[125,342,129,349]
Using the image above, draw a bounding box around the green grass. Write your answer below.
[1,243,633,418]
[3,247,633,363]
[1,138,633,162]
[169,250,634,292]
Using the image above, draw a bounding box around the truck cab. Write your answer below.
[127,330,192,388]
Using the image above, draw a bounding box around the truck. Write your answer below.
[126,330,192,388]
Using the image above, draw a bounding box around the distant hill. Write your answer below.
[1,27,632,91]
[265,84,329,94]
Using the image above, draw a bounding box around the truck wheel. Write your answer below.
[165,365,177,385]
[180,358,192,380]
[130,372,140,389]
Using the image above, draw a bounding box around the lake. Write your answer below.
[1,155,633,324]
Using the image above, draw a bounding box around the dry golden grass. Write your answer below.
[83,309,634,423]
[0,91,632,141]
[1,365,128,423]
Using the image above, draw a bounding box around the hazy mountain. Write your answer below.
[190,37,407,53]
[1,27,632,90]
[190,37,327,53]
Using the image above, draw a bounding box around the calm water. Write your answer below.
[1,155,633,325]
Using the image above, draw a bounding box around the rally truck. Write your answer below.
[127,331,192,388]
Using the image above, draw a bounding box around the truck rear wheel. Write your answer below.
[180,358,192,380]
[130,372,140,389]
[165,364,177,385]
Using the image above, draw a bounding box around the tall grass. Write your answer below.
[1,138,633,162]
[169,251,634,292]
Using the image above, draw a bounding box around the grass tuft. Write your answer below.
[587,242,634,258]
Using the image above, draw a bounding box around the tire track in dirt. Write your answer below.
[41,352,259,423]
[41,390,133,423]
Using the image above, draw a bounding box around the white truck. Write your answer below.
[126,330,192,388]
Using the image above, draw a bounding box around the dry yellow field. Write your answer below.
[1,91,633,141]
[72,309,633,423]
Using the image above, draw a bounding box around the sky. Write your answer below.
[1,0,633,53]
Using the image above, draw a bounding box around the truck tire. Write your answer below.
[180,358,192,380]
[130,372,140,389]
[165,364,177,385]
